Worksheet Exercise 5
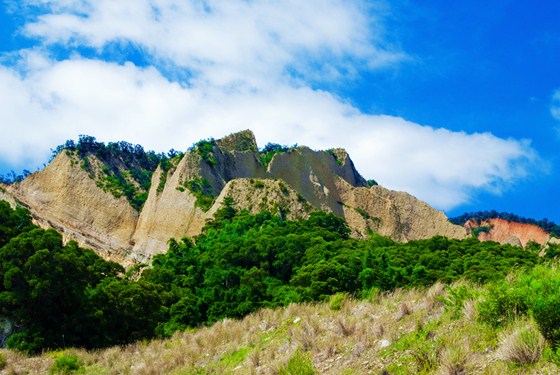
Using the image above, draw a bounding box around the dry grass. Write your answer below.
[1,285,559,375]
[495,319,547,365]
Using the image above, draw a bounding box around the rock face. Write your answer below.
[0,185,17,208]
[339,184,466,241]
[7,153,139,265]
[465,218,550,247]
[4,130,467,266]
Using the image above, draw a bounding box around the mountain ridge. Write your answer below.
[4,130,467,265]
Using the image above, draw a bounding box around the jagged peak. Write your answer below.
[216,130,259,154]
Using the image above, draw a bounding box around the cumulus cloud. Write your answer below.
[0,0,539,210]
[0,55,537,209]
[22,0,401,87]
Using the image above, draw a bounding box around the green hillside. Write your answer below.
[1,200,560,373]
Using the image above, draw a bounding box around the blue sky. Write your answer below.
[0,0,558,222]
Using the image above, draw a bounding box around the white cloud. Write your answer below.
[0,0,540,210]
[22,0,402,88]
[0,56,537,209]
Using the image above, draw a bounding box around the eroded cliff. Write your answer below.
[4,130,468,265]
[7,152,139,265]
[465,218,551,247]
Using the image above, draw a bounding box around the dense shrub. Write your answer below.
[259,143,291,167]
[49,354,83,374]
[192,139,217,165]
[479,265,560,346]
[142,209,540,335]
[0,199,547,352]
[0,202,164,353]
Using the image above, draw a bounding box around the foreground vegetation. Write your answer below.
[2,199,560,373]
[2,275,560,374]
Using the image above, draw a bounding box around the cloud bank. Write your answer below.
[0,0,538,210]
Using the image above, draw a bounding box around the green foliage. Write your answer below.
[326,149,344,166]
[193,139,217,166]
[0,200,548,355]
[278,181,289,195]
[259,143,290,168]
[278,350,316,375]
[479,265,560,346]
[97,168,146,210]
[367,179,378,187]
[86,278,166,347]
[53,135,168,210]
[472,225,491,237]
[141,209,539,337]
[354,207,371,220]
[0,201,34,248]
[80,157,91,174]
[438,285,477,319]
[218,131,258,153]
[49,354,83,374]
[545,243,560,259]
[157,159,172,193]
[0,169,32,185]
[329,293,348,311]
[0,351,5,369]
[184,177,216,211]
[0,202,164,353]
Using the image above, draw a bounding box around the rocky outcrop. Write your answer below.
[209,178,316,221]
[130,165,211,263]
[6,153,139,265]
[0,184,17,208]
[4,130,468,266]
[337,181,466,241]
[267,147,367,216]
[465,218,550,247]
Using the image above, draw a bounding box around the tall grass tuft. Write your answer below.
[496,319,547,365]
[278,350,315,375]
[0,351,6,370]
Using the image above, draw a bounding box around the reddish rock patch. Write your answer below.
[465,218,550,247]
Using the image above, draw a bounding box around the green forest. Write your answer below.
[0,199,559,355]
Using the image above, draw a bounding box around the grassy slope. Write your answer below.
[2,282,558,375]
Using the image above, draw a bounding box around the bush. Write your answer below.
[0,351,6,369]
[193,139,217,165]
[184,177,216,211]
[50,354,83,374]
[329,293,348,311]
[260,143,290,167]
[278,350,315,375]
[496,319,546,365]
[479,265,560,346]
[438,284,478,319]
